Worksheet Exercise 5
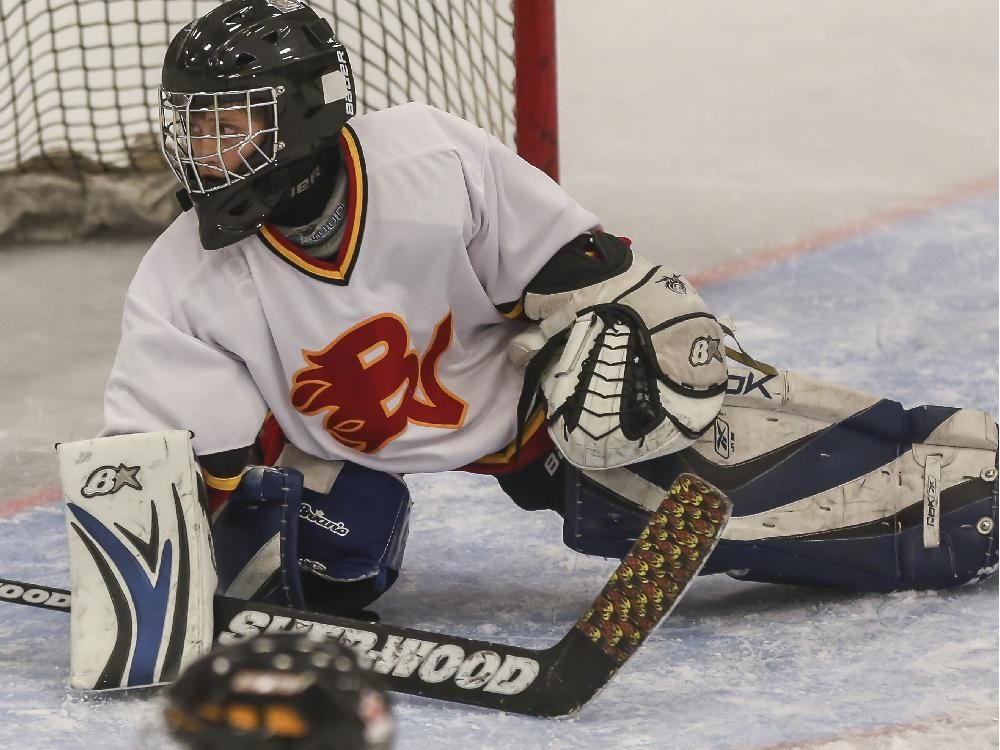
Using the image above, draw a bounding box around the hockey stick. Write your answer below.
[0,473,729,717]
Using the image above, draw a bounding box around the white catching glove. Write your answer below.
[513,233,727,469]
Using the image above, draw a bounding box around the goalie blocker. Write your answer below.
[58,430,216,690]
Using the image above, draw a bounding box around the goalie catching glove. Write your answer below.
[513,232,727,469]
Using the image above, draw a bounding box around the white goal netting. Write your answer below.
[0,0,519,240]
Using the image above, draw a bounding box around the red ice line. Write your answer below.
[752,712,996,750]
[688,176,997,287]
[1,176,995,522]
[0,485,63,519]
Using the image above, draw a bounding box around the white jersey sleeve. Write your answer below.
[411,106,600,306]
[101,218,269,456]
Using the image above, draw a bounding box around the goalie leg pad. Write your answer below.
[559,372,998,591]
[59,430,216,690]
[213,461,411,615]
[648,405,996,590]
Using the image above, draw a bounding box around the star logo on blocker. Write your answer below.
[707,337,724,363]
[80,463,143,498]
[689,336,724,367]
[111,464,143,492]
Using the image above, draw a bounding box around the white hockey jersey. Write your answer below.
[103,103,600,474]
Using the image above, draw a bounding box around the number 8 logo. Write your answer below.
[688,336,722,367]
[82,467,118,497]
[80,463,142,498]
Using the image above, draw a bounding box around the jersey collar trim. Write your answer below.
[257,124,367,285]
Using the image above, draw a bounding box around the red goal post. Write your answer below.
[513,0,558,183]
[0,0,558,240]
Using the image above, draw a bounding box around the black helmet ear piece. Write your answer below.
[268,147,343,228]
[193,161,298,250]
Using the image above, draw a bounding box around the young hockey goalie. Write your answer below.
[58,0,996,690]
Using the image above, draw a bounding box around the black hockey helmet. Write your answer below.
[164,632,394,750]
[160,0,356,250]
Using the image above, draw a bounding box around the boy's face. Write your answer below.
[186,106,270,182]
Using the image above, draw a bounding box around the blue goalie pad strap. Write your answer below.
[561,468,652,558]
[212,462,411,610]
[213,466,307,609]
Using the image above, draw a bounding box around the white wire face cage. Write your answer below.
[159,87,281,195]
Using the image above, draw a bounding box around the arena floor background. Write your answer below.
[0,2,997,748]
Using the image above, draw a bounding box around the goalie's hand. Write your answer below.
[515,233,727,469]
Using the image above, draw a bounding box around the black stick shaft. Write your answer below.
[0,578,71,612]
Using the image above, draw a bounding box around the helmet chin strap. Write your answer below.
[268,147,342,228]
[189,147,345,250]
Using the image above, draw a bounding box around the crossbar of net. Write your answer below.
[0,0,516,175]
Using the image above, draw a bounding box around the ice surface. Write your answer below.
[1,196,996,749]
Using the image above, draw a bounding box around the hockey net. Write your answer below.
[0,0,556,242]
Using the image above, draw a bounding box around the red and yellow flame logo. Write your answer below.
[291,311,467,453]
